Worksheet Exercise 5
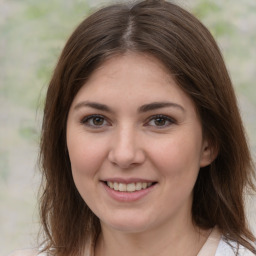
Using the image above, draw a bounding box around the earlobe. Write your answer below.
[200,140,218,167]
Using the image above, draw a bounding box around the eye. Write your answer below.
[146,115,176,128]
[81,114,109,128]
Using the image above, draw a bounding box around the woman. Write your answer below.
[12,0,256,255]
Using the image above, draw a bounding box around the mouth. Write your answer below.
[103,181,157,193]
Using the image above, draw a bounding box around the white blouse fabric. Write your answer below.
[198,226,255,256]
[9,228,256,256]
[36,239,256,256]
[215,238,255,256]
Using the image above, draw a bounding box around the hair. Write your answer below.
[39,0,256,255]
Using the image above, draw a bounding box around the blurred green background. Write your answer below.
[0,0,255,254]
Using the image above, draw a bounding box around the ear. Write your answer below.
[200,139,218,167]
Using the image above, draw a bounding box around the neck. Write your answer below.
[95,218,211,256]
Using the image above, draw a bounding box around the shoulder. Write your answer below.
[216,237,256,256]
[7,249,40,256]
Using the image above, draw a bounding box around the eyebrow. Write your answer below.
[138,102,185,113]
[74,101,113,113]
[74,101,185,113]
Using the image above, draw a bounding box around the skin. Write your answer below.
[66,53,214,256]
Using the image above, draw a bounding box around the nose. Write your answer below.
[108,126,146,169]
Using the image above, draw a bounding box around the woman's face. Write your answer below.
[66,53,212,234]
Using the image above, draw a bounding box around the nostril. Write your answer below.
[108,146,146,169]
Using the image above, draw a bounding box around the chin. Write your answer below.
[101,214,153,234]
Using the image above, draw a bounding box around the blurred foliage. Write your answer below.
[0,151,9,182]
[192,0,256,105]
[193,0,235,37]
[0,0,90,110]
[19,121,39,143]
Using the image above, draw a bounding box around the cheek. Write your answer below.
[147,131,203,199]
[67,131,107,179]
[150,135,202,210]
[150,136,202,172]
[67,134,107,206]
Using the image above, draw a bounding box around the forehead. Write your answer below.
[87,52,173,86]
[70,53,197,113]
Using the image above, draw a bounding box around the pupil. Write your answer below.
[93,117,104,125]
[155,118,165,126]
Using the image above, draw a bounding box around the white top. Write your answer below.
[198,227,256,256]
[8,227,256,256]
[216,238,255,256]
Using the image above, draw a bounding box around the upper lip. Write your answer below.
[101,178,157,184]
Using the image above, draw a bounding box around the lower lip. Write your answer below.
[102,182,156,202]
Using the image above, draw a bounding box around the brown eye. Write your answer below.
[92,117,104,126]
[154,117,167,126]
[81,115,109,128]
[146,115,175,128]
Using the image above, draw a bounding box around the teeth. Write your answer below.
[127,183,135,192]
[108,181,114,189]
[135,182,142,190]
[119,183,126,192]
[106,181,153,192]
[114,182,119,191]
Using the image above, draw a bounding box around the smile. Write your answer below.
[106,181,154,192]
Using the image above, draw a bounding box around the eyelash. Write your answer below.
[145,114,176,128]
[80,114,176,129]
[80,114,109,128]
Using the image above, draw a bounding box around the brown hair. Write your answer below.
[39,0,256,255]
